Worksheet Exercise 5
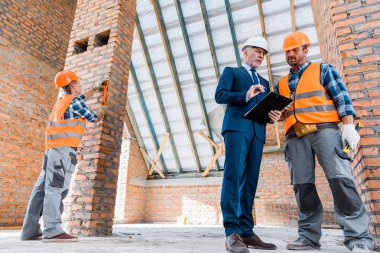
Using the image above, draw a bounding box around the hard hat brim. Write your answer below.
[282,43,311,52]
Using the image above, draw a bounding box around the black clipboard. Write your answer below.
[244,92,293,124]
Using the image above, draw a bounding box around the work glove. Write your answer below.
[341,124,360,150]
[100,106,108,116]
[93,81,107,92]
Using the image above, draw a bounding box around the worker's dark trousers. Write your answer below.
[221,131,264,237]
[285,128,373,250]
[21,147,77,240]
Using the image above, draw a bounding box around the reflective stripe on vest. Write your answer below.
[285,104,336,119]
[278,63,340,134]
[294,90,331,100]
[47,121,86,128]
[45,94,86,150]
[46,132,84,140]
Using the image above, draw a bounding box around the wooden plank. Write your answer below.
[257,0,281,148]
[151,0,202,172]
[200,0,221,80]
[224,0,241,66]
[135,14,182,173]
[149,133,170,175]
[140,147,166,179]
[130,61,168,171]
[198,130,220,150]
[174,0,221,171]
[202,143,225,177]
[125,100,150,171]
[199,130,225,176]
[290,0,296,32]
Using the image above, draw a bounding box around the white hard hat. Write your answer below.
[242,36,269,54]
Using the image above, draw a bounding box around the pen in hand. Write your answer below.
[247,84,265,99]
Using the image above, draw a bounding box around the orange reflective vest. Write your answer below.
[278,63,340,134]
[45,94,86,150]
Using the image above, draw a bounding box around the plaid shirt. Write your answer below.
[63,92,98,122]
[278,61,356,118]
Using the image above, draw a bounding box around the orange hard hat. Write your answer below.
[282,32,311,51]
[54,70,79,88]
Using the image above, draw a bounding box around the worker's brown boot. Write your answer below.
[225,233,250,253]
[242,234,277,250]
[287,237,318,250]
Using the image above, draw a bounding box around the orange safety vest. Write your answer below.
[278,63,340,134]
[45,94,86,150]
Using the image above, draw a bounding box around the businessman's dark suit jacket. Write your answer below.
[215,66,270,142]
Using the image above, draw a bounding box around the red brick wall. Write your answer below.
[132,156,335,226]
[62,0,136,236]
[310,0,344,81]
[122,117,148,223]
[311,0,380,243]
[0,0,77,227]
[143,179,223,224]
[0,0,77,69]
[255,153,335,226]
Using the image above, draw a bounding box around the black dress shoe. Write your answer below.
[242,234,277,250]
[225,234,250,253]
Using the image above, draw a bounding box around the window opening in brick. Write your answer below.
[94,30,110,47]
[74,38,88,54]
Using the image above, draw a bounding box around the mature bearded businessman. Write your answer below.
[215,36,281,253]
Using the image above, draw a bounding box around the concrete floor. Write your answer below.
[0,224,353,253]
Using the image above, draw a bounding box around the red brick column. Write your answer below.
[62,0,136,236]
[311,0,380,244]
[0,0,76,227]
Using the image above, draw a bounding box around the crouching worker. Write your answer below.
[21,70,107,242]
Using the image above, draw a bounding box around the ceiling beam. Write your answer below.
[257,0,281,148]
[135,14,183,173]
[224,0,241,67]
[290,0,296,32]
[174,0,221,171]
[151,0,202,173]
[125,99,150,170]
[199,0,221,80]
[130,61,168,173]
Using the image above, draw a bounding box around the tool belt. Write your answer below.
[294,122,317,137]
[286,122,339,139]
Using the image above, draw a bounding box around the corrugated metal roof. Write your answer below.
[127,0,321,175]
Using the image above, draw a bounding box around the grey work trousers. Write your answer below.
[21,147,77,240]
[285,128,373,249]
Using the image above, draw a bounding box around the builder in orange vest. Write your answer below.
[20,70,107,242]
[278,32,375,252]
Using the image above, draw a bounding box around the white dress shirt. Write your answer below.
[242,63,260,84]
[242,63,261,102]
